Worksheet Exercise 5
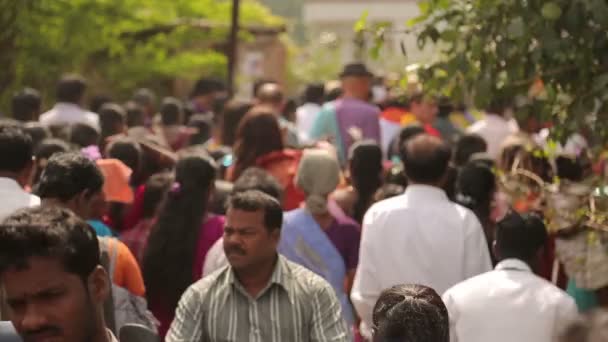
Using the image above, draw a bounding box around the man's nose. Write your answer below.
[19,303,49,332]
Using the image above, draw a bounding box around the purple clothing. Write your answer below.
[324,215,361,271]
[335,98,381,155]
[193,215,225,280]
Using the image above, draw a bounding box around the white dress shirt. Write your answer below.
[0,178,40,220]
[351,184,492,338]
[467,113,519,159]
[201,237,228,277]
[296,103,322,144]
[39,102,100,130]
[442,259,579,342]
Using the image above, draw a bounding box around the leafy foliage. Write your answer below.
[360,0,608,144]
[0,0,282,110]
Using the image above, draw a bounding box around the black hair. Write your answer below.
[232,167,283,202]
[124,101,146,128]
[143,152,216,311]
[221,100,253,147]
[388,125,426,160]
[372,284,449,342]
[105,137,142,177]
[69,122,100,148]
[349,140,383,223]
[437,97,454,118]
[495,211,548,261]
[227,190,283,232]
[325,86,343,103]
[89,94,112,114]
[454,134,488,167]
[556,155,584,182]
[98,103,126,140]
[132,88,157,108]
[0,206,100,281]
[0,123,34,173]
[160,97,184,126]
[401,135,452,184]
[32,139,72,184]
[12,88,41,122]
[141,172,173,218]
[190,78,225,98]
[56,74,87,104]
[187,113,213,145]
[303,83,325,105]
[36,152,104,202]
[23,122,50,148]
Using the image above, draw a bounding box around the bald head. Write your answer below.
[401,134,451,185]
[257,83,284,109]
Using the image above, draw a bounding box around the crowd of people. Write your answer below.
[0,63,606,342]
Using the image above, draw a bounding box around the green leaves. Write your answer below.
[354,11,368,33]
[541,2,562,20]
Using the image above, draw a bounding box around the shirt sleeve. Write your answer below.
[350,210,383,338]
[441,290,460,342]
[113,240,146,297]
[463,214,493,279]
[166,285,205,342]
[310,281,350,342]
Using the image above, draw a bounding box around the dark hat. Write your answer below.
[339,63,373,78]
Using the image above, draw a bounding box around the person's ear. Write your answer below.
[270,228,281,245]
[87,266,110,305]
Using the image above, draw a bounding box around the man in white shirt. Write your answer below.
[351,134,492,338]
[39,74,100,130]
[467,100,518,159]
[0,122,40,220]
[442,211,579,342]
[296,83,325,144]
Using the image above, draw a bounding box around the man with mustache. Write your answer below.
[0,206,116,342]
[167,190,348,342]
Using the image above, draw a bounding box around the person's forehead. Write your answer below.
[2,257,79,298]
[226,208,265,226]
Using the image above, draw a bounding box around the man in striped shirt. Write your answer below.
[166,190,349,342]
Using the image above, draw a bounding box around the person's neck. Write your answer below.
[234,254,278,298]
[341,91,364,102]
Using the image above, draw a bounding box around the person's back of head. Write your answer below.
[141,172,173,219]
[456,159,496,221]
[494,211,547,264]
[69,122,100,148]
[221,100,253,147]
[303,83,325,105]
[23,121,50,149]
[105,137,142,177]
[0,123,34,183]
[296,149,341,215]
[252,79,277,98]
[33,139,72,184]
[56,74,87,105]
[401,134,452,186]
[12,88,41,122]
[191,78,224,99]
[388,125,426,161]
[124,101,146,128]
[256,83,284,108]
[36,152,104,205]
[98,103,126,139]
[349,140,383,222]
[373,284,449,342]
[160,97,184,126]
[187,113,213,145]
[454,134,488,167]
[232,167,283,202]
[89,94,112,114]
[132,88,156,114]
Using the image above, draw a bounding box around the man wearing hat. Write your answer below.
[310,63,381,163]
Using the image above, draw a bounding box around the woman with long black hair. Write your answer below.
[142,151,223,338]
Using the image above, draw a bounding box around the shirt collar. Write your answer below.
[54,102,82,110]
[404,184,448,202]
[494,258,532,273]
[224,255,295,304]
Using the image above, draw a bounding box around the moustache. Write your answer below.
[225,246,246,255]
[22,326,62,340]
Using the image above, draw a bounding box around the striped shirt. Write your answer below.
[166,255,349,342]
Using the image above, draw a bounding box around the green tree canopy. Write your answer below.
[0,0,282,109]
[361,0,608,143]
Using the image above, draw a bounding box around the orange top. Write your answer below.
[104,237,146,297]
[96,159,134,204]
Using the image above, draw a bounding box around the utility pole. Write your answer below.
[227,0,240,96]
